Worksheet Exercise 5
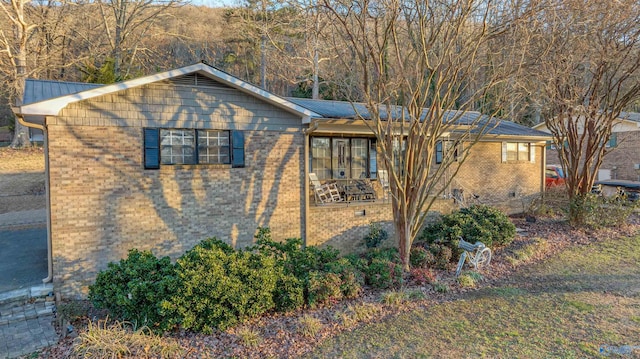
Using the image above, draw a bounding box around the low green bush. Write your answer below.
[365,247,401,263]
[253,228,339,278]
[429,244,453,270]
[253,227,343,307]
[419,205,516,263]
[161,237,280,333]
[410,246,434,268]
[364,258,403,289]
[307,271,343,307]
[273,274,304,313]
[571,193,638,228]
[88,249,176,332]
[363,222,389,248]
[324,258,364,299]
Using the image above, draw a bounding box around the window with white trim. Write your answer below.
[502,142,534,163]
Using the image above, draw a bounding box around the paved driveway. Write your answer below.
[0,226,47,293]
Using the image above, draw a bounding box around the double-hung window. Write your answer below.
[144,128,244,169]
[502,142,534,163]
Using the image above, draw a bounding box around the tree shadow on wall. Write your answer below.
[51,81,303,293]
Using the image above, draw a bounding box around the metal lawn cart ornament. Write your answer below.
[455,237,492,277]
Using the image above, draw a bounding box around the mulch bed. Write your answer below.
[36,213,640,359]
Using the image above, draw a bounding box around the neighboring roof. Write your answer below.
[480,117,551,137]
[288,97,550,139]
[532,111,640,131]
[16,63,320,123]
[619,112,640,123]
[23,79,102,105]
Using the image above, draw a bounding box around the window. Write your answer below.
[310,137,376,180]
[435,141,443,164]
[144,128,244,169]
[435,140,461,164]
[502,142,534,163]
[197,130,230,164]
[161,129,196,165]
[606,133,618,148]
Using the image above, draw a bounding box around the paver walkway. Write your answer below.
[0,286,58,359]
[1,315,58,359]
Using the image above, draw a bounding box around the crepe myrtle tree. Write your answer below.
[323,0,536,269]
[532,0,640,225]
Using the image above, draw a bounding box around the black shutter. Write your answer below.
[144,128,160,169]
[231,131,245,168]
[435,141,443,164]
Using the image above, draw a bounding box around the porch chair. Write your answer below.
[309,173,342,204]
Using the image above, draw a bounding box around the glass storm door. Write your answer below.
[332,139,350,179]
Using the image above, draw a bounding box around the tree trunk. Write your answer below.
[10,6,31,149]
[10,121,31,148]
[312,48,319,99]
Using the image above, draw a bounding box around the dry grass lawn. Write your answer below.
[0,147,45,213]
[305,233,640,358]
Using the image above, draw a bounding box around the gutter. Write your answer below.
[14,112,53,284]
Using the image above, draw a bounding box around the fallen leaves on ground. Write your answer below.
[34,213,640,359]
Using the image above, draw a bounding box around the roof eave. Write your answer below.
[483,134,553,142]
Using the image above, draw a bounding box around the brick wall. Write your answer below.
[546,131,640,181]
[47,81,305,298]
[45,79,547,297]
[307,141,544,252]
[307,200,453,254]
[446,142,544,213]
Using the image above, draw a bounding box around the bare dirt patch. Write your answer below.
[0,147,45,213]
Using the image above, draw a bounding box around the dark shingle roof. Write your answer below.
[287,97,550,138]
[23,79,102,105]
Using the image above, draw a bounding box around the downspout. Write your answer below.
[542,142,547,195]
[302,121,319,247]
[16,115,53,283]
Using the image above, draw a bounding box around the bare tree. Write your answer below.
[0,0,37,147]
[1,0,93,146]
[94,0,184,80]
[532,0,640,224]
[322,0,534,269]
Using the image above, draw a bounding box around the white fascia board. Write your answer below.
[17,63,320,123]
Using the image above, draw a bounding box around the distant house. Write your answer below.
[14,63,551,298]
[533,113,640,181]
